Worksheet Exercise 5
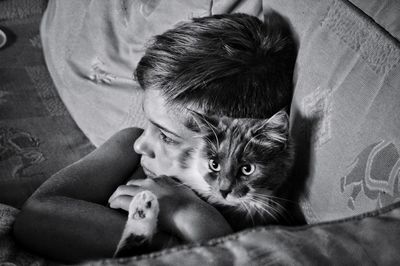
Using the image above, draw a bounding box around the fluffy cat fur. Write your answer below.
[114,109,298,257]
[180,109,295,229]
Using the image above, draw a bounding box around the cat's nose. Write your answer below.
[220,189,231,198]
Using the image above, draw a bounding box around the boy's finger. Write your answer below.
[127,178,154,186]
[108,185,143,203]
[154,176,181,186]
[109,195,132,211]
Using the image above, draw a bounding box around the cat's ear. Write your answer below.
[186,109,219,134]
[254,109,290,148]
[265,109,290,132]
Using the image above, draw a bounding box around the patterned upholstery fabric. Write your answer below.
[0,0,95,208]
[348,0,400,41]
[262,0,400,223]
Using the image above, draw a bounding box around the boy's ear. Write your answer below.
[254,109,290,147]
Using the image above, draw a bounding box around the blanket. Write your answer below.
[2,201,400,265]
[0,204,49,265]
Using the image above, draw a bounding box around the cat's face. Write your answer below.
[178,110,294,219]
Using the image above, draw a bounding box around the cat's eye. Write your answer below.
[208,159,221,172]
[241,164,255,175]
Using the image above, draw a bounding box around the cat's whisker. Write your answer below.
[190,112,207,131]
[252,197,294,220]
[190,113,219,147]
[252,196,291,222]
[251,195,287,216]
[240,200,256,226]
[197,114,220,150]
[248,196,283,222]
[247,197,271,214]
[246,197,275,220]
[256,203,279,222]
[203,136,217,150]
[251,192,297,204]
[192,134,206,140]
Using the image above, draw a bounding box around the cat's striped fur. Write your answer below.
[114,109,296,257]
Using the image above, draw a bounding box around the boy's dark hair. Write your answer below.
[135,11,297,119]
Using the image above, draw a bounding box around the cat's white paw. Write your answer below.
[114,191,159,257]
[122,190,159,238]
[128,190,159,221]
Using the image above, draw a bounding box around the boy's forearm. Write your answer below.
[174,202,233,242]
[14,196,125,262]
[12,128,155,262]
[14,195,180,263]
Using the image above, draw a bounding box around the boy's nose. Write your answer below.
[133,133,155,158]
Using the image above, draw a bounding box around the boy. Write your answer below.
[14,11,297,262]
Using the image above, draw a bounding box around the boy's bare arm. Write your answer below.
[15,194,178,262]
[173,198,234,242]
[15,195,126,261]
[13,128,175,262]
[30,128,144,203]
[110,177,233,244]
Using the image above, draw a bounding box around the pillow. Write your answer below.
[40,0,263,147]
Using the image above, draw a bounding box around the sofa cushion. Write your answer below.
[2,201,400,265]
[348,0,400,41]
[263,0,400,222]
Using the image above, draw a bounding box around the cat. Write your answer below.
[113,109,298,257]
[179,109,296,229]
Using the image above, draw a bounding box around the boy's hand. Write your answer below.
[108,176,206,235]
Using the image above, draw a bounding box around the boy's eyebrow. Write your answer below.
[149,119,183,139]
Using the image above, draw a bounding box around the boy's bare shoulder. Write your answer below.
[115,127,144,138]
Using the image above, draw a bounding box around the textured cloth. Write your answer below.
[348,0,400,41]
[2,201,400,265]
[0,204,49,265]
[262,0,400,223]
[40,0,263,147]
[0,0,95,208]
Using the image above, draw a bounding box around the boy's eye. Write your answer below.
[241,164,255,176]
[159,131,177,145]
[208,159,221,172]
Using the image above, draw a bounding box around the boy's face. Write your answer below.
[134,89,198,177]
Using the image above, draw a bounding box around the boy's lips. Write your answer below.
[142,165,156,177]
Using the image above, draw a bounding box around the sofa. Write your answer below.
[0,0,399,265]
